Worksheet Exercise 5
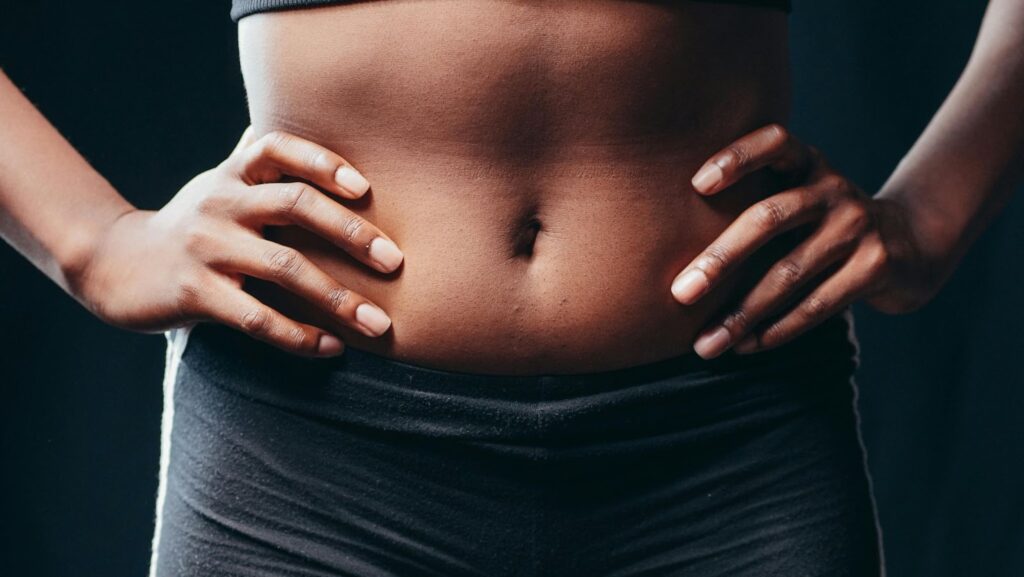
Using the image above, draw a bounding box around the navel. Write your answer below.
[511,213,543,259]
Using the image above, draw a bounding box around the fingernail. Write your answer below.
[335,165,370,197]
[671,269,709,304]
[317,334,344,356]
[691,163,723,193]
[734,335,758,354]
[368,237,404,272]
[694,326,731,359]
[355,303,392,337]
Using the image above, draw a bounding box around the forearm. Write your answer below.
[0,69,135,294]
[877,0,1024,268]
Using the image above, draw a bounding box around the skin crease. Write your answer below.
[238,0,794,373]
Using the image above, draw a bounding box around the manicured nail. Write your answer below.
[355,303,392,337]
[671,269,709,304]
[694,326,731,359]
[734,335,758,354]
[368,237,404,272]
[335,165,370,197]
[691,163,724,193]
[317,334,344,356]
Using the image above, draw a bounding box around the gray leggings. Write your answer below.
[150,309,883,576]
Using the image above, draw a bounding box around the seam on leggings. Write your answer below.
[850,372,887,577]
[148,324,195,577]
[844,308,886,576]
[842,306,862,371]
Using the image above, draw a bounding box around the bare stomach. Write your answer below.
[237,0,792,374]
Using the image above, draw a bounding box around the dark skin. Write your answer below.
[0,0,1022,368]
[224,0,797,373]
[77,127,404,356]
[677,125,935,358]
[674,0,1024,360]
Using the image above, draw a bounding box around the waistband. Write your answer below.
[176,311,858,446]
[182,309,857,394]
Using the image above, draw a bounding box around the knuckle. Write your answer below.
[324,286,352,312]
[194,192,224,216]
[262,246,304,279]
[818,173,848,195]
[287,325,316,353]
[862,241,891,274]
[340,214,366,242]
[834,229,862,252]
[751,198,788,231]
[174,275,204,316]
[182,225,213,255]
[841,201,871,233]
[305,149,328,174]
[276,183,310,215]
[724,144,750,170]
[723,308,751,333]
[761,321,787,346]
[698,244,731,275]
[800,186,829,212]
[802,294,830,319]
[259,130,292,157]
[241,307,271,335]
[772,258,804,289]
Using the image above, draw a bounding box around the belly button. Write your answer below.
[511,216,543,258]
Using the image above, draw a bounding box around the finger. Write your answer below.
[671,186,827,305]
[201,278,345,358]
[230,125,258,156]
[691,124,812,195]
[208,233,393,338]
[690,210,864,359]
[234,130,371,199]
[731,245,884,355]
[236,182,404,273]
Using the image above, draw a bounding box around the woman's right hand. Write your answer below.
[70,128,403,357]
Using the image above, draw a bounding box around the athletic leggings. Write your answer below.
[149,309,884,576]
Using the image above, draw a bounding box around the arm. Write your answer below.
[671,0,1024,358]
[0,69,134,293]
[0,69,401,356]
[876,0,1024,301]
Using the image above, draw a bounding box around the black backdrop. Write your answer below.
[1,1,1021,575]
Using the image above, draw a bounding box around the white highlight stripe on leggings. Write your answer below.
[841,307,887,576]
[148,325,194,577]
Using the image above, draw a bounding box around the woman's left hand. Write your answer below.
[672,124,943,359]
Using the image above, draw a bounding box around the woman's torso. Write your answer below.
[237,0,792,374]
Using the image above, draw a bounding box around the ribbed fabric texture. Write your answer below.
[230,0,791,22]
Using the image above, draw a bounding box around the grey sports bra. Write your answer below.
[231,0,791,22]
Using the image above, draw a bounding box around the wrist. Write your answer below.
[875,182,963,269]
[58,204,139,301]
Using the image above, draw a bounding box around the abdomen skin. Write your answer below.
[237,0,792,374]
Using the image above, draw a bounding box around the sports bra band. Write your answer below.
[231,0,792,23]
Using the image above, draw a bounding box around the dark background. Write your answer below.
[1,1,1021,575]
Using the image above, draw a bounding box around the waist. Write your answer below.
[252,155,790,372]
[177,310,858,443]
[237,0,792,373]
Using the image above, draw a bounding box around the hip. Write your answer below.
[151,309,880,576]
[173,307,862,431]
